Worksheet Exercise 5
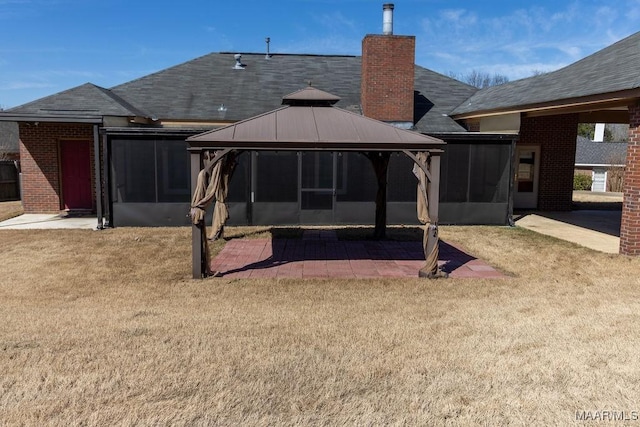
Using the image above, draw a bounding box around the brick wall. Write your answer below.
[519,114,579,211]
[19,122,95,213]
[620,103,640,255]
[361,34,415,123]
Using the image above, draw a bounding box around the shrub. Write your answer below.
[574,174,592,190]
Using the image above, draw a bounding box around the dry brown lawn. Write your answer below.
[573,190,623,211]
[0,200,23,222]
[1,225,640,425]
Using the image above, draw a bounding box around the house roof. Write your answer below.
[5,83,148,119]
[4,53,477,134]
[452,31,640,117]
[187,99,445,151]
[575,137,627,166]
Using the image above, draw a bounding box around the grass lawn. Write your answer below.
[0,200,23,222]
[573,190,623,211]
[1,224,640,425]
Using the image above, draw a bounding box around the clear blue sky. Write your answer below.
[0,0,638,109]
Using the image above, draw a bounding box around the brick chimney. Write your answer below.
[361,4,415,129]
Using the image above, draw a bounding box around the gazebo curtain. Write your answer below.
[413,151,440,277]
[190,150,237,273]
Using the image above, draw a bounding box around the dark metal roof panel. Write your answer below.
[188,104,445,150]
[278,107,319,141]
[315,107,361,142]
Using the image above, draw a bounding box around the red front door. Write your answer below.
[61,140,92,211]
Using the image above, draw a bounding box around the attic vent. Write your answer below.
[233,54,246,70]
[265,37,271,59]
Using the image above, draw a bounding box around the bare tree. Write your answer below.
[606,152,625,192]
[607,124,629,142]
[447,70,510,88]
[0,122,19,161]
[578,123,625,142]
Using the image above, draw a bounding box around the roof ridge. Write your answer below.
[92,85,150,118]
[219,52,358,58]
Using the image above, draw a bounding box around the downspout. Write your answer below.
[507,138,517,226]
[93,124,104,230]
[190,150,204,278]
[102,133,111,227]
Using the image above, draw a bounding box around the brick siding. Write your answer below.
[620,103,640,255]
[519,114,579,211]
[361,34,415,123]
[18,122,95,213]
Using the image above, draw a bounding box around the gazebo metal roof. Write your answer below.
[187,87,445,152]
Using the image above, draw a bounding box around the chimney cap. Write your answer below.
[382,3,394,35]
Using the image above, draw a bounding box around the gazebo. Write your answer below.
[186,87,446,279]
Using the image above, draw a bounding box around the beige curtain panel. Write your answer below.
[190,151,236,238]
[413,151,441,277]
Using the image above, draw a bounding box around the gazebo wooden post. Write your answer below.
[365,151,391,240]
[190,150,205,279]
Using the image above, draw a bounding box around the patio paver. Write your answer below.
[210,231,505,279]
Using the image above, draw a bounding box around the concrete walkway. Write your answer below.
[515,210,621,253]
[0,213,99,230]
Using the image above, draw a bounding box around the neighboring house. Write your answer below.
[2,4,640,255]
[575,137,627,192]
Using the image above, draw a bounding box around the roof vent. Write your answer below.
[265,37,271,59]
[233,54,245,70]
[383,4,394,35]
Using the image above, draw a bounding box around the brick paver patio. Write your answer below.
[209,230,505,279]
